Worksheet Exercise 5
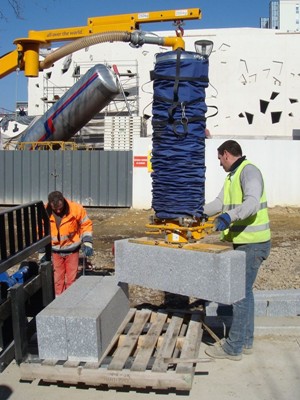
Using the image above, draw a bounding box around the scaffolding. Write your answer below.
[39,60,140,149]
[41,60,139,116]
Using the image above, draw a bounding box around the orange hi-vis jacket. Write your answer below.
[46,199,93,253]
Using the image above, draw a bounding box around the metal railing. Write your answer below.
[0,201,54,371]
[0,201,51,273]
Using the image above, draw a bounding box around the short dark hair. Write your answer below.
[217,140,242,157]
[48,191,64,207]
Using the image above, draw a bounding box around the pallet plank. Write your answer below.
[176,314,203,375]
[152,314,183,373]
[85,308,136,369]
[107,309,152,371]
[19,361,193,390]
[131,311,168,371]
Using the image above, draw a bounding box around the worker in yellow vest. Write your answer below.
[204,140,271,361]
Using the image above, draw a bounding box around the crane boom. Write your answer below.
[0,8,201,79]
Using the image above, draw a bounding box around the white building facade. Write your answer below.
[28,27,300,140]
[279,0,300,31]
[266,1,300,31]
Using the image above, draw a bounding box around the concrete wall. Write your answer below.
[133,137,300,209]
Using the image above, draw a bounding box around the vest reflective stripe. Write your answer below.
[223,201,268,212]
[52,240,82,253]
[221,160,271,243]
[229,222,270,233]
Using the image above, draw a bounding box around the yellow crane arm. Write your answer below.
[0,8,201,79]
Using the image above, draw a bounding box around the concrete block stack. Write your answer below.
[36,276,129,362]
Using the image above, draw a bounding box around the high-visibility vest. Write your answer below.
[221,160,271,243]
[47,199,93,253]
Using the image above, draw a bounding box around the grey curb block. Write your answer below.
[204,289,300,336]
[205,289,300,317]
[115,238,246,305]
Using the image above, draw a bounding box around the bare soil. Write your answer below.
[87,206,300,307]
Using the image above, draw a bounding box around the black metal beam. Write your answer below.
[10,284,28,364]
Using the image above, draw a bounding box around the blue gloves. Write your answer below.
[214,213,231,231]
[82,243,94,257]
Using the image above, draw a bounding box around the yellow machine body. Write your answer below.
[145,216,215,246]
[0,8,201,78]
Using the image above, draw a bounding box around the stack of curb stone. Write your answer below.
[36,276,129,362]
[205,289,300,317]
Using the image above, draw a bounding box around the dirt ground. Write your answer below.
[86,206,300,307]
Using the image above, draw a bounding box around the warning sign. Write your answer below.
[134,156,148,168]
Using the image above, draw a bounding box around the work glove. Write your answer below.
[214,213,231,231]
[82,242,94,257]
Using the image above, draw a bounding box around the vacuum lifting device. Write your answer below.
[0,7,215,246]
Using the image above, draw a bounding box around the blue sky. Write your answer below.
[0,0,270,112]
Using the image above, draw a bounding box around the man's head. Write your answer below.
[48,191,65,215]
[217,140,243,172]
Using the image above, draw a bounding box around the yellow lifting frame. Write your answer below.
[0,8,201,79]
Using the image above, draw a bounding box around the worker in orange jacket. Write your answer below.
[46,191,93,296]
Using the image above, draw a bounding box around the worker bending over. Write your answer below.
[46,191,93,296]
[204,140,271,361]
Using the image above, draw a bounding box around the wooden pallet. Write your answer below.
[20,308,204,391]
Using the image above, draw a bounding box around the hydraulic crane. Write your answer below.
[0,8,201,78]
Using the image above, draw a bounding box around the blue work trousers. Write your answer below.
[222,240,271,356]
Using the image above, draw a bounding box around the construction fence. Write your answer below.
[0,150,132,207]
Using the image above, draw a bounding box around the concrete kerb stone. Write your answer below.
[115,238,246,305]
[204,315,300,337]
[66,276,130,362]
[205,289,300,318]
[204,289,300,337]
[36,276,104,360]
[254,289,300,316]
[36,276,129,362]
[114,238,300,336]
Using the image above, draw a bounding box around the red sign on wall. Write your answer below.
[134,156,148,168]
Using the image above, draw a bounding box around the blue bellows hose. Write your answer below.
[151,49,209,219]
